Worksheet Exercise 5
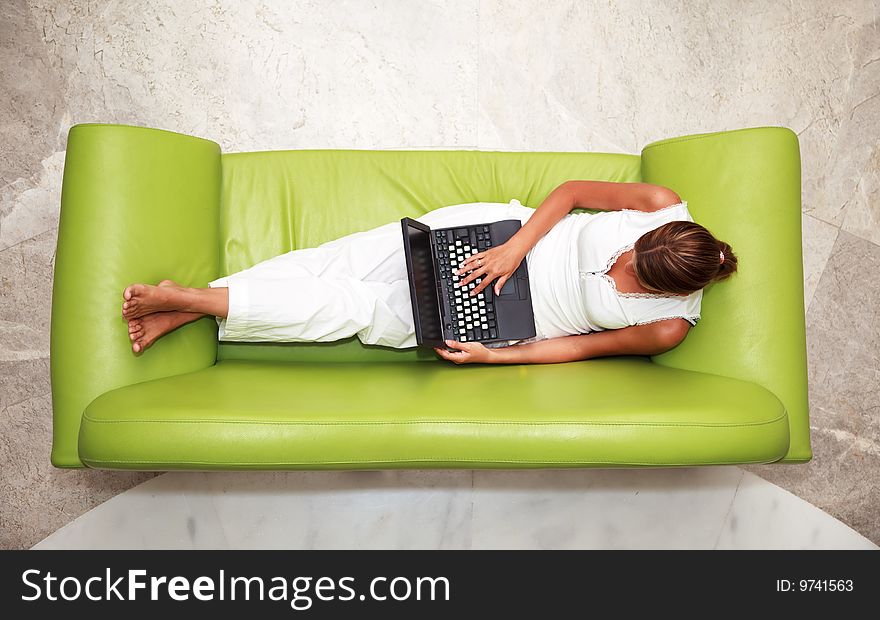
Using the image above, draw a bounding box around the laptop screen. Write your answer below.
[405,223,444,342]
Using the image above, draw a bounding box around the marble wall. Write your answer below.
[1,0,878,547]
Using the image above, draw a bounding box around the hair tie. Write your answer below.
[719,250,725,264]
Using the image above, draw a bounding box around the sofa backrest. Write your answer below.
[216,149,641,363]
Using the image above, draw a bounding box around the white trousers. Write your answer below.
[208,200,535,349]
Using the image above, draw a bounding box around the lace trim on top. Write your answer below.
[589,242,681,299]
[600,243,701,326]
[617,201,687,214]
[600,273,679,299]
[601,241,635,275]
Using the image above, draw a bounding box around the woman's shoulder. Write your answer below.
[585,200,692,232]
[618,200,692,222]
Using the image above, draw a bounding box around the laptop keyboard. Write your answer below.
[434,226,498,342]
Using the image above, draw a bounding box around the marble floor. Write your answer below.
[3,1,879,548]
[33,468,876,550]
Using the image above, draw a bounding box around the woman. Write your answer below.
[122,181,737,364]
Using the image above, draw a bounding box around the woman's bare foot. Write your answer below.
[127,309,205,353]
[122,279,190,319]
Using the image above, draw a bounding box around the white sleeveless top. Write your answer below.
[501,199,702,345]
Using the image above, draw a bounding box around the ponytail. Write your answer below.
[715,240,737,282]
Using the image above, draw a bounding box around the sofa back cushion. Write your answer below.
[216,149,640,363]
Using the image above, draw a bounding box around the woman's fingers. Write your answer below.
[457,265,489,289]
[493,274,510,296]
[455,251,484,274]
[434,340,472,364]
[454,249,506,295]
[458,266,507,297]
[449,339,476,352]
[470,274,496,297]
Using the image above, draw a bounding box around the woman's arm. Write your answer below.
[505,181,680,257]
[454,182,579,297]
[503,182,578,257]
[563,180,682,213]
[434,319,690,365]
[455,180,682,298]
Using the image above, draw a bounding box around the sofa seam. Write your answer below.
[80,412,788,429]
[80,456,781,467]
[641,126,791,154]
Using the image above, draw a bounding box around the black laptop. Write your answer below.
[400,217,536,348]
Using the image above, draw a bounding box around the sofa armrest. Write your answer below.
[640,126,811,463]
[50,124,221,467]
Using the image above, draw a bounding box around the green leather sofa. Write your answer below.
[50,123,811,470]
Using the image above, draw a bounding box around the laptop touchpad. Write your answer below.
[498,277,517,297]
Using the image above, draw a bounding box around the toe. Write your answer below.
[126,284,146,299]
[133,336,150,353]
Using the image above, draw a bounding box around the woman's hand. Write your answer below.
[454,239,527,297]
[434,339,494,364]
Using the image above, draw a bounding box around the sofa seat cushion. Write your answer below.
[78,358,789,470]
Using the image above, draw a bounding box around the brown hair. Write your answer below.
[632,221,738,295]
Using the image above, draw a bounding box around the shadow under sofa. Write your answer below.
[49,123,811,470]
